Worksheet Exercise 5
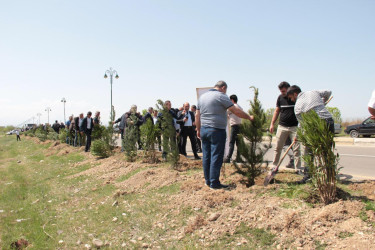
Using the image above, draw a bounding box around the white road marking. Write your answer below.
[340,154,375,158]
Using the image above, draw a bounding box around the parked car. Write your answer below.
[6,129,18,135]
[344,117,375,138]
[334,123,341,134]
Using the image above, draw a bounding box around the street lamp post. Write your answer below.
[45,107,51,125]
[37,113,42,125]
[61,97,66,123]
[104,67,119,121]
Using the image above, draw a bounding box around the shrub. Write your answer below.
[59,129,67,143]
[233,87,272,187]
[156,100,179,168]
[91,140,112,158]
[140,118,160,163]
[92,124,106,140]
[124,113,139,162]
[297,110,340,204]
[91,109,116,158]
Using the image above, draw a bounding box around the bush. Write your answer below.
[297,110,340,204]
[92,124,106,140]
[34,126,48,142]
[91,140,112,158]
[156,100,179,168]
[59,129,67,143]
[124,113,139,162]
[233,87,272,187]
[140,118,160,163]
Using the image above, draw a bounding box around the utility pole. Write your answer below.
[61,97,66,123]
[45,107,51,124]
[104,67,119,121]
[37,113,42,125]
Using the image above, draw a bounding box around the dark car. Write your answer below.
[344,117,375,138]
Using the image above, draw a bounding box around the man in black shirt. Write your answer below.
[269,81,301,171]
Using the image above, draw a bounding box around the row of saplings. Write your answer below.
[24,87,339,205]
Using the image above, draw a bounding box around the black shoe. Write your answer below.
[223,158,230,163]
[285,162,295,169]
[194,155,201,160]
[296,176,310,184]
[210,184,229,190]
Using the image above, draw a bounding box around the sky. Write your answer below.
[1,0,374,126]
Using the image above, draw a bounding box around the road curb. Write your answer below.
[265,137,375,147]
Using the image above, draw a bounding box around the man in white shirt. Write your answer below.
[80,111,94,152]
[224,95,243,163]
[178,102,201,160]
[16,130,21,141]
[368,90,375,119]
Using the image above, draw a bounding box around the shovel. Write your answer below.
[264,141,296,186]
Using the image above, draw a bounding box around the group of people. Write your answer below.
[113,102,203,160]
[52,111,101,152]
[196,80,338,189]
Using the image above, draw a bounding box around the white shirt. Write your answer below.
[87,117,92,129]
[79,118,83,127]
[227,103,242,126]
[368,90,375,109]
[153,117,158,124]
[16,130,20,136]
[184,112,193,127]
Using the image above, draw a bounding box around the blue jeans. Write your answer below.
[201,126,226,187]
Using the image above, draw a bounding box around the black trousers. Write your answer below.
[85,130,92,152]
[193,126,201,151]
[180,126,198,156]
[17,135,21,141]
[226,125,240,160]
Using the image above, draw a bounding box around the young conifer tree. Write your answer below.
[140,117,160,163]
[124,112,139,162]
[156,100,179,168]
[91,108,116,158]
[233,86,272,186]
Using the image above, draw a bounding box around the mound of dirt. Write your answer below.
[115,167,181,193]
[348,181,375,200]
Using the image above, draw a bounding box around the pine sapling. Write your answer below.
[156,100,179,168]
[140,118,160,163]
[124,112,139,162]
[233,86,272,187]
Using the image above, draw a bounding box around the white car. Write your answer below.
[6,130,18,135]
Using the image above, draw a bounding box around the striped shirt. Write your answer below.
[294,90,332,121]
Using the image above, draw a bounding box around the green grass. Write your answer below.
[0,135,189,248]
[314,240,328,250]
[338,232,353,239]
[273,183,310,200]
[209,222,276,249]
[116,167,145,182]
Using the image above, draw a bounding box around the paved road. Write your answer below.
[263,144,375,181]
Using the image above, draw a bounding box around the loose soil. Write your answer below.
[18,137,375,248]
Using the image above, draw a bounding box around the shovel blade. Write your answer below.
[264,170,276,186]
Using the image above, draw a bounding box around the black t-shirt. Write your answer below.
[276,95,298,127]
